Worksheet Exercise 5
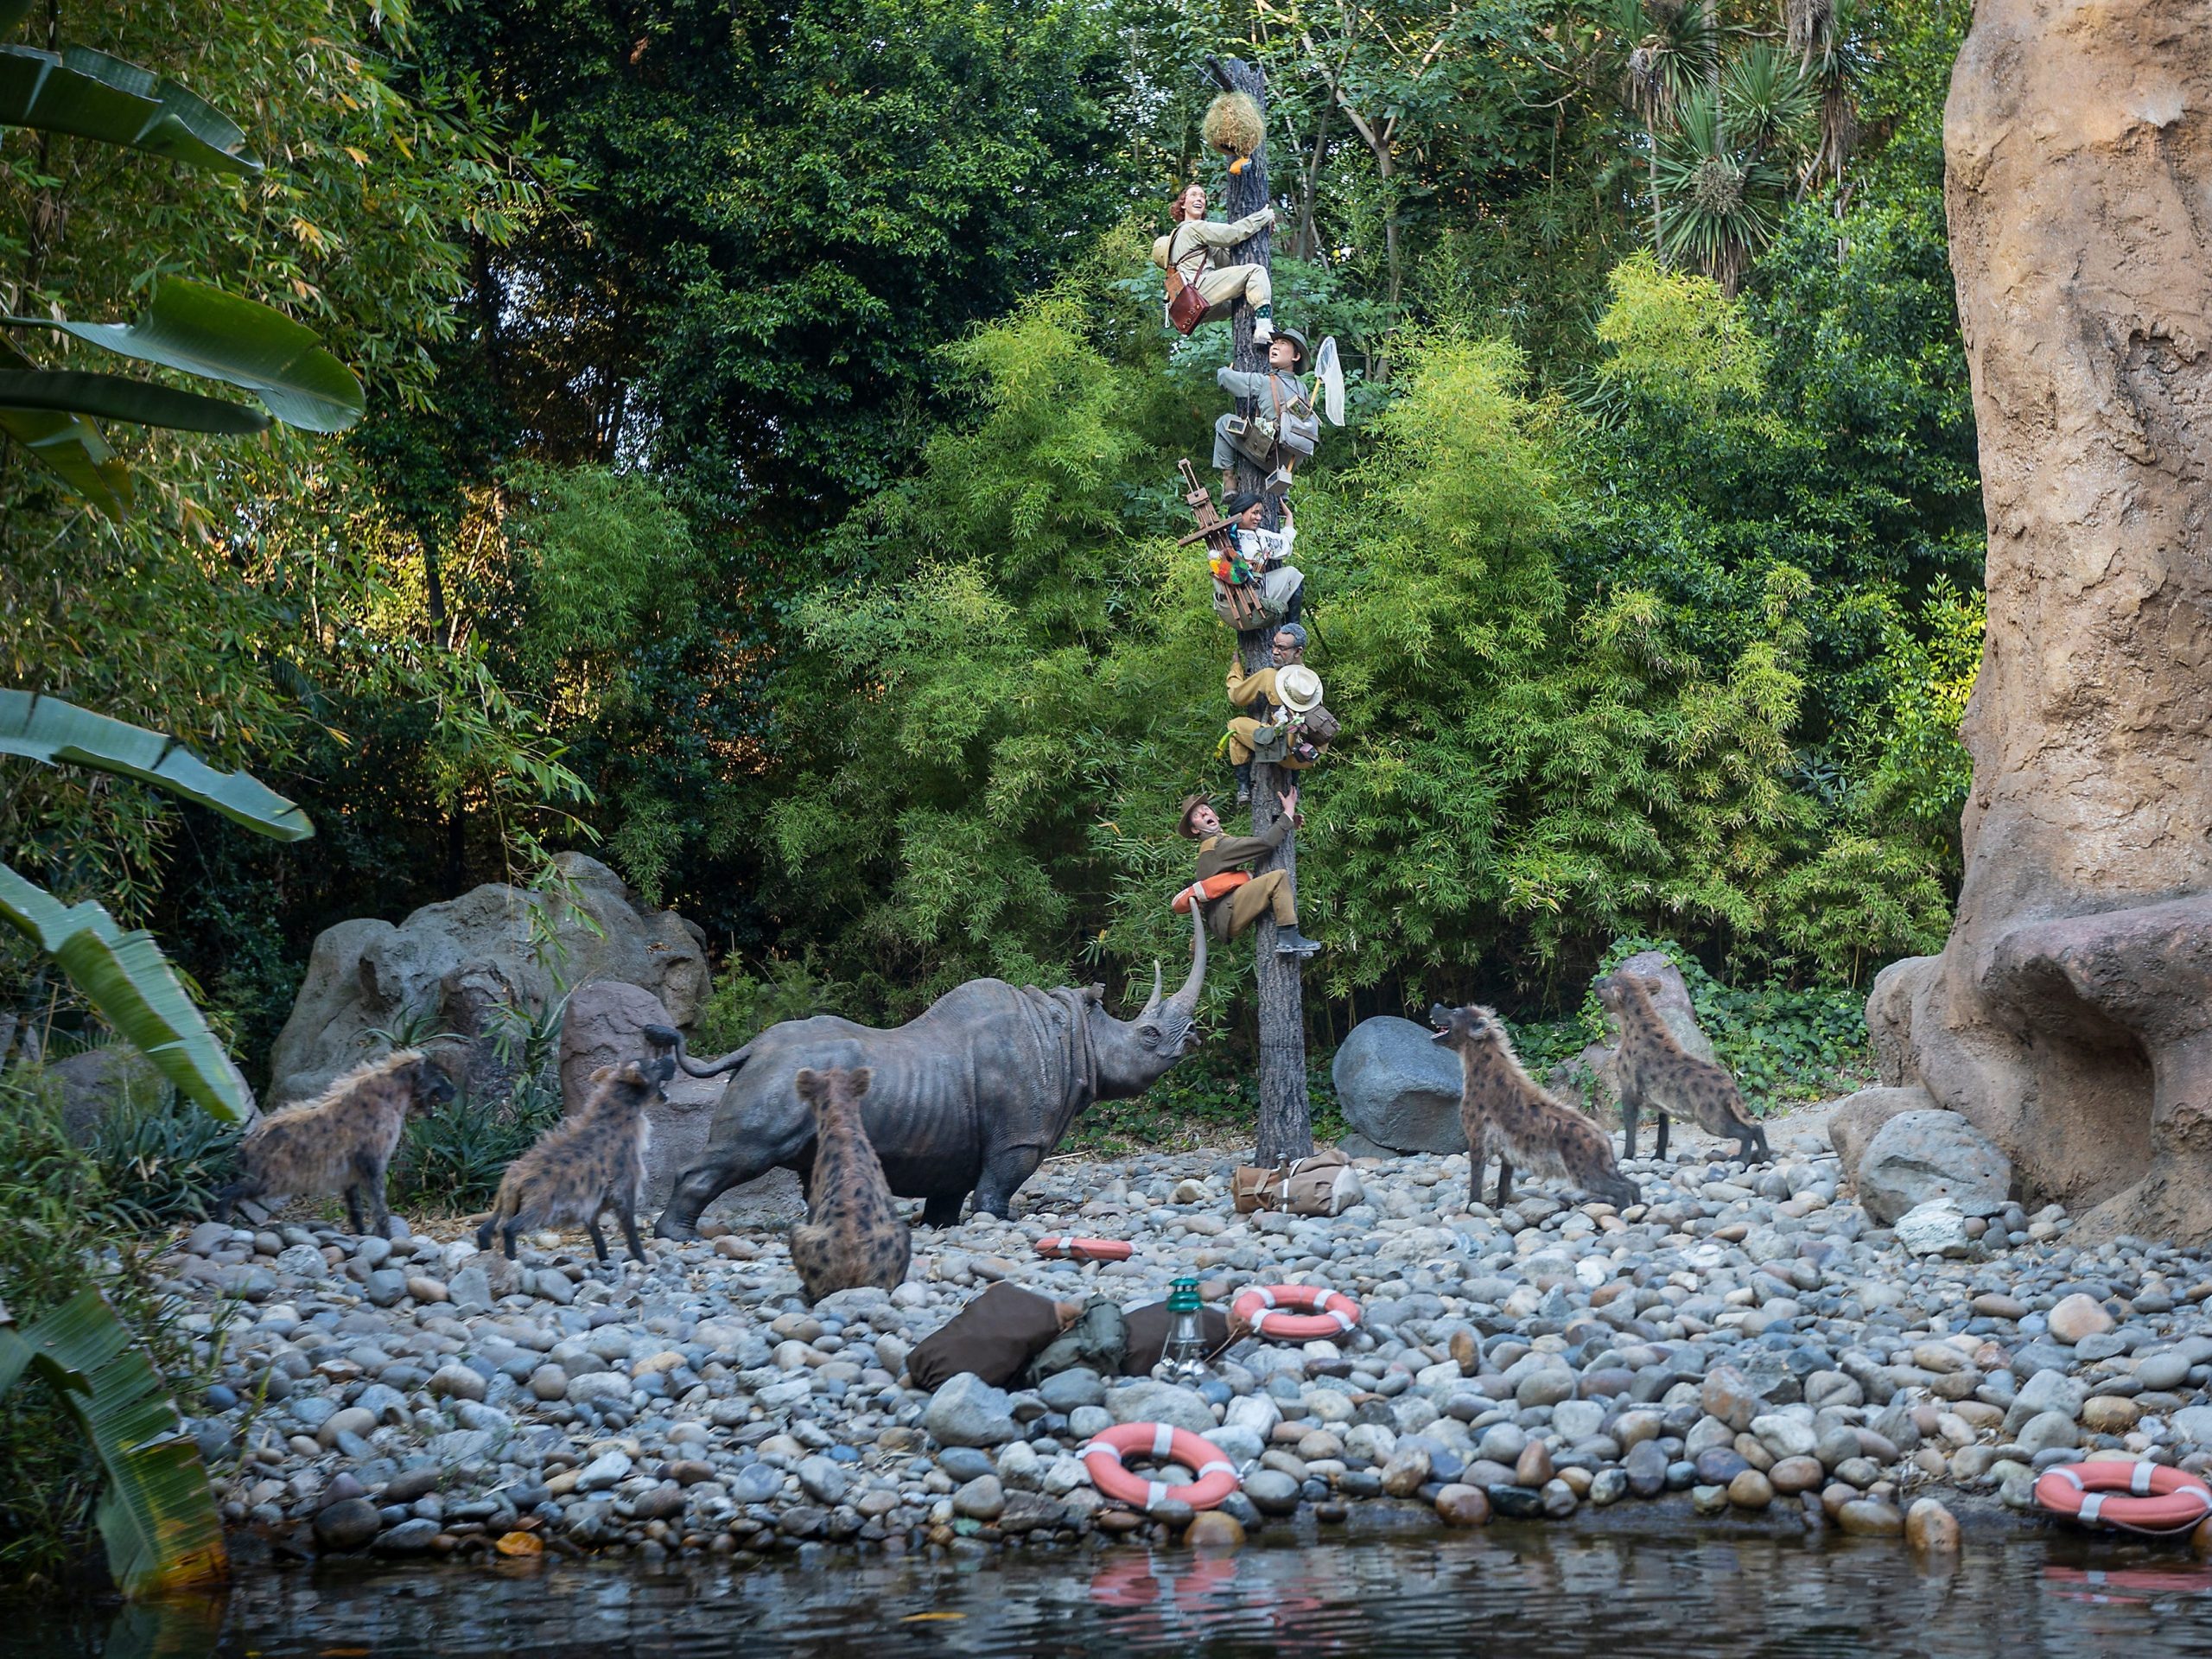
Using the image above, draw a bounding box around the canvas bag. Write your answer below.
[1024,1296,1128,1387]
[1269,373,1320,458]
[906,1281,1065,1391]
[1232,1147,1363,1217]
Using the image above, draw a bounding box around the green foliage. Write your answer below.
[694,957,855,1055]
[1066,1048,1348,1157]
[0,1288,227,1596]
[391,1079,562,1217]
[86,1085,243,1228]
[0,1068,218,1584]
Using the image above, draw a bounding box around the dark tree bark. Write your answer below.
[1208,56,1313,1167]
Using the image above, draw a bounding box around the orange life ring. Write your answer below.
[1036,1236,1134,1262]
[1081,1422,1241,1512]
[1172,872,1250,915]
[2034,1461,2212,1535]
[1232,1282,1362,1341]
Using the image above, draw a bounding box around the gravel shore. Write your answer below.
[161,1114,2212,1564]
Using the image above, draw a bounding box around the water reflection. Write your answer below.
[10,1532,2212,1658]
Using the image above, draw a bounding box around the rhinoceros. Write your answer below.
[647,906,1209,1237]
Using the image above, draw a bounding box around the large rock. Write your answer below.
[1885,0,2212,1242]
[267,853,709,1108]
[45,1046,257,1145]
[1332,1016,1467,1154]
[1856,1110,2012,1224]
[1549,950,1716,1110]
[1828,1084,1936,1181]
[558,982,722,1207]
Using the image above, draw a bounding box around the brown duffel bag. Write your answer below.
[1231,1147,1363,1217]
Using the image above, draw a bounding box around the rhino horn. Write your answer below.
[1137,961,1166,1025]
[1167,899,1207,1020]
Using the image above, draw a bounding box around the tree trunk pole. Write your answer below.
[1210,55,1313,1167]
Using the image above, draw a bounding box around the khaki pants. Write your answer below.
[1227,716,1317,768]
[1194,262,1271,322]
[1208,868,1297,940]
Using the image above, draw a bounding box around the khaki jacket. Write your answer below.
[1150,209,1275,285]
[1194,818,1290,881]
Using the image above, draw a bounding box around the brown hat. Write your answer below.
[1177,794,1214,837]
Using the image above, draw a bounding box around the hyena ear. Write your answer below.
[847,1067,873,1097]
[1637,973,1667,994]
[794,1068,822,1101]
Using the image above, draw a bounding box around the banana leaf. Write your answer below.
[0,863,251,1122]
[0,365,270,434]
[0,690,313,838]
[11,279,363,433]
[0,336,129,515]
[0,1291,230,1599]
[0,43,258,174]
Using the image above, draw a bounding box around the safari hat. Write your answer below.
[1177,794,1215,837]
[1271,327,1310,368]
[1274,664,1324,714]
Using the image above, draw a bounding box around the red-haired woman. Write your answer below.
[1150,182,1277,341]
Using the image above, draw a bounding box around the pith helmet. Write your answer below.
[1274,664,1324,714]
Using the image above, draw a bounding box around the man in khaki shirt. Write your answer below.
[1177,791,1321,957]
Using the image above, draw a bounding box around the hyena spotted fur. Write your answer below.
[214,1049,454,1235]
[476,1054,671,1264]
[787,1065,911,1306]
[1429,1003,1639,1211]
[1596,969,1771,1165]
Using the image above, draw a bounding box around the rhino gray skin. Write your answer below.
[648,905,1208,1237]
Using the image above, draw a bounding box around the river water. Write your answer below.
[13,1529,2212,1658]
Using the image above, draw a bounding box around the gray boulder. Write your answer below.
[1857,1109,2012,1224]
[558,981,724,1206]
[46,1045,257,1146]
[1829,1084,1938,1180]
[1332,1016,1466,1154]
[267,852,709,1108]
[922,1373,1021,1447]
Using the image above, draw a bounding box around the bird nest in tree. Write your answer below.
[1203,91,1265,161]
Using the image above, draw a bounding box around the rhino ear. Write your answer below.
[1083,983,1106,1004]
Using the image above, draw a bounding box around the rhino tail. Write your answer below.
[644,1023,753,1079]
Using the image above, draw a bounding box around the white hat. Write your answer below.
[1274,664,1324,714]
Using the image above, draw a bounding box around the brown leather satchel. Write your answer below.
[1165,236,1212,334]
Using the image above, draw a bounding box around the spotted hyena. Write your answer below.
[1429,1003,1639,1211]
[787,1065,912,1305]
[215,1050,453,1235]
[1596,969,1770,1165]
[476,1054,670,1264]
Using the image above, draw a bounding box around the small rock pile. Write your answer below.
[158,1131,2212,1565]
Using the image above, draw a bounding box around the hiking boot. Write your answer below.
[1233,762,1252,806]
[1274,927,1322,957]
[1253,308,1275,346]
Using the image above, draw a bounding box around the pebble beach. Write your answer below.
[160,1113,2212,1566]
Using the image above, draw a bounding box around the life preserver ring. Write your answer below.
[2034,1461,2212,1535]
[1081,1422,1240,1512]
[1232,1282,1361,1340]
[1173,872,1249,914]
[1036,1236,1134,1262]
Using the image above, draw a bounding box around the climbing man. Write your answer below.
[1225,623,1335,801]
[1177,791,1322,957]
[1212,327,1320,494]
[1152,184,1277,342]
[1211,493,1303,631]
